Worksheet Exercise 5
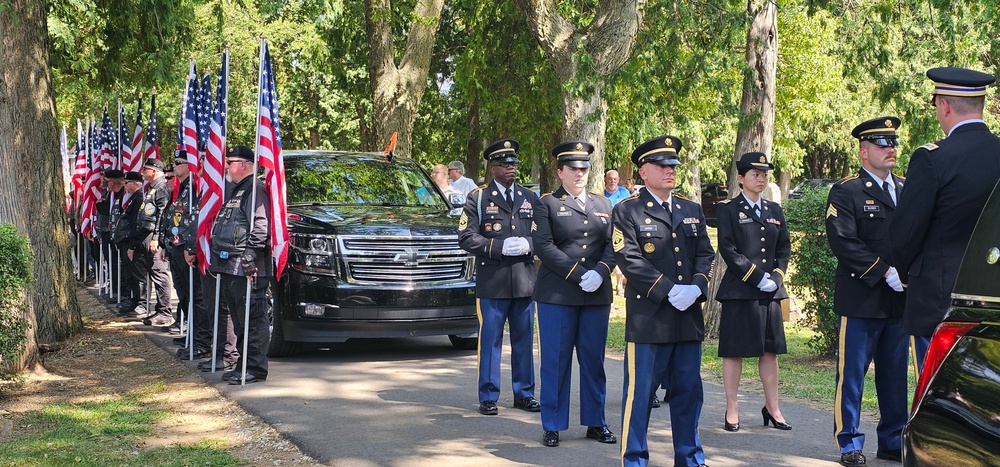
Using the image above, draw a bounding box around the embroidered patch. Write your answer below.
[826,204,838,218]
[458,212,468,230]
[612,227,625,252]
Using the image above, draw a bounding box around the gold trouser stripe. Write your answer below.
[834,316,848,448]
[860,258,879,278]
[647,274,662,298]
[742,263,757,282]
[621,342,637,466]
[599,261,613,275]
[566,263,579,280]
[476,299,484,371]
[910,336,921,380]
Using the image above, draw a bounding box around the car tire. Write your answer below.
[267,313,303,357]
[448,334,477,350]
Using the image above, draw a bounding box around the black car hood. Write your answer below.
[288,204,459,237]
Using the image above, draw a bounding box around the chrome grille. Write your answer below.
[340,235,470,284]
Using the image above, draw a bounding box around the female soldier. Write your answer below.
[715,151,792,432]
[531,141,616,448]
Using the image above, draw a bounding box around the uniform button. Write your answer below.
[761,248,766,252]
[850,273,856,277]
[636,295,641,299]
[869,213,874,218]
[677,261,682,266]
[583,232,588,237]
[584,220,589,224]
[582,258,586,262]
[761,259,766,263]
[674,247,680,252]
[646,233,651,237]
[512,225,516,230]
[582,245,588,249]
[672,233,677,238]
[677,275,683,280]
[760,237,765,242]
[760,226,765,231]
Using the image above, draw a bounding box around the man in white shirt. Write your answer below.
[448,161,479,196]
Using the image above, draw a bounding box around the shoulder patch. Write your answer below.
[921,143,939,151]
[718,198,732,204]
[540,192,553,198]
[675,194,693,202]
[896,175,905,180]
[838,174,859,184]
[620,193,640,203]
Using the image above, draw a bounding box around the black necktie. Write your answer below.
[662,201,671,214]
[882,181,895,205]
[754,205,761,217]
[505,189,513,209]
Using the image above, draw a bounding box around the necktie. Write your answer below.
[883,181,895,206]
[754,204,761,217]
[576,196,586,211]
[662,201,671,214]
[505,189,513,209]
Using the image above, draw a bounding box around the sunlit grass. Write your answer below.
[0,390,241,467]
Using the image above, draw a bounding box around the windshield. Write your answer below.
[285,153,448,208]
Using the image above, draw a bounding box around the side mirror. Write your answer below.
[450,193,466,206]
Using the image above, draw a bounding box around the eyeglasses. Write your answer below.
[492,162,517,168]
[225,159,245,165]
[864,136,899,148]
[448,168,459,172]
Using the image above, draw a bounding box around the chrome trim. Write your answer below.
[952,293,1000,304]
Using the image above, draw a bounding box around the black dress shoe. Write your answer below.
[198,360,236,372]
[172,337,186,346]
[651,394,661,408]
[585,426,617,444]
[228,373,265,385]
[542,430,559,447]
[761,406,792,430]
[840,450,866,466]
[513,397,541,412]
[222,369,239,380]
[876,449,901,462]
[662,390,670,404]
[478,401,498,415]
[724,411,740,432]
[177,347,210,360]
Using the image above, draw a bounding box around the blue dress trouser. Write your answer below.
[537,302,611,431]
[834,316,908,454]
[621,341,705,467]
[477,297,536,403]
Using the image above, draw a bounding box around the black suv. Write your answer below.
[902,182,1000,465]
[268,150,479,357]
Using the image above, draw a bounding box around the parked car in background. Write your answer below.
[788,178,837,199]
[701,183,729,226]
[901,182,1000,466]
[270,151,479,357]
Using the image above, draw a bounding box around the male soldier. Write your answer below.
[130,158,174,327]
[165,153,209,357]
[112,171,144,314]
[210,145,271,384]
[827,117,908,466]
[613,135,714,467]
[458,139,540,416]
[889,67,1000,370]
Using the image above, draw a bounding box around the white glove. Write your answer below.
[579,270,604,292]
[757,272,778,292]
[502,237,529,256]
[668,284,702,311]
[885,266,904,292]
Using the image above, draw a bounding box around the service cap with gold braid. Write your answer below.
[927,67,996,97]
[551,140,594,168]
[630,135,682,167]
[483,139,520,164]
[735,151,774,172]
[851,116,900,148]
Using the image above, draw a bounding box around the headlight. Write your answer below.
[293,235,337,275]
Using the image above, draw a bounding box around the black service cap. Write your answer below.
[551,141,594,168]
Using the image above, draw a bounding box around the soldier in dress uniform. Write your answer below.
[613,135,714,467]
[889,67,1000,370]
[458,139,540,416]
[112,171,144,315]
[715,152,792,434]
[827,117,908,466]
[130,158,174,327]
[531,141,616,448]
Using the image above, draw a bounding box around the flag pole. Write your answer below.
[210,49,230,374]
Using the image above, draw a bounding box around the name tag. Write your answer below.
[594,212,610,218]
[739,218,754,224]
[639,225,658,232]
[863,205,880,212]
[485,205,500,215]
[556,211,572,217]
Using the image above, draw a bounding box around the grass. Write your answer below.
[0,383,241,467]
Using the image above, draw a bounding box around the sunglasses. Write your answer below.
[225,159,246,165]
[864,136,899,148]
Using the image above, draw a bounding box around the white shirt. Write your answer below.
[862,167,896,205]
[948,118,984,137]
[449,176,478,196]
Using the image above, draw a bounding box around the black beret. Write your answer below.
[550,141,594,169]
[227,145,255,162]
[173,149,190,164]
[103,169,124,179]
[927,67,995,97]
[124,171,143,182]
[483,139,519,164]
[631,135,682,167]
[735,152,774,172]
[143,158,165,171]
[164,163,175,173]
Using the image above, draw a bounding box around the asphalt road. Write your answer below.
[135,328,905,467]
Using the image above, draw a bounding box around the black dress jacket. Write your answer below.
[715,194,790,301]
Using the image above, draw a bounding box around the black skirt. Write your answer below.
[717,299,787,358]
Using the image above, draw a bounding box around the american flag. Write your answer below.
[79,118,103,237]
[200,72,213,152]
[144,93,160,161]
[123,99,144,173]
[60,123,71,193]
[181,61,201,174]
[99,107,115,170]
[73,119,88,193]
[257,39,289,279]
[197,50,229,272]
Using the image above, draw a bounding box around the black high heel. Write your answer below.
[724,410,740,432]
[761,406,792,430]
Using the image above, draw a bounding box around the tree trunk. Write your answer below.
[465,93,483,184]
[0,0,82,371]
[514,0,643,193]
[365,0,446,158]
[709,0,778,335]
